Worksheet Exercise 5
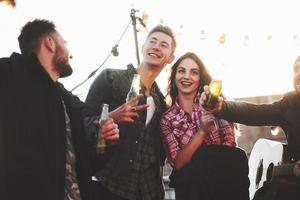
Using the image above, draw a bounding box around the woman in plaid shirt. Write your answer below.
[160,52,237,200]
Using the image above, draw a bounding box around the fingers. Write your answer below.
[135,104,149,111]
[102,118,120,141]
[201,112,215,122]
[218,96,224,102]
[203,85,209,94]
[199,92,207,105]
[199,85,210,106]
[92,119,99,127]
[126,94,144,106]
[102,118,115,131]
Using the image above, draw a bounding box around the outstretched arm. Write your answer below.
[200,85,284,126]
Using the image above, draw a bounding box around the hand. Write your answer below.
[101,118,119,145]
[200,85,224,112]
[109,94,149,123]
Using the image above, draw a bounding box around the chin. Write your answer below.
[59,65,73,78]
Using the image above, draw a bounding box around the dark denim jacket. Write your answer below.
[85,64,167,175]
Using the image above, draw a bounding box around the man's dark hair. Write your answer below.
[147,24,177,55]
[18,19,56,56]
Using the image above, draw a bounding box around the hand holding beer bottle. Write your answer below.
[201,80,224,112]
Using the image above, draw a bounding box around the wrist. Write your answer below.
[198,128,207,136]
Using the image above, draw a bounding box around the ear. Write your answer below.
[43,35,56,53]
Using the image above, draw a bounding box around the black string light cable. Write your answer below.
[70,19,132,92]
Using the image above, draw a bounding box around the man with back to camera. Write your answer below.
[0,19,120,200]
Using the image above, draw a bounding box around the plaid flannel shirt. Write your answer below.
[160,96,236,167]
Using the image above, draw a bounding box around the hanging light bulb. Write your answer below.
[293,34,299,46]
[141,11,148,25]
[159,18,164,24]
[177,24,184,36]
[137,11,148,29]
[200,29,206,40]
[243,34,249,47]
[218,33,226,44]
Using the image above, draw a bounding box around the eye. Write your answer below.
[161,43,169,48]
[177,69,185,74]
[191,70,199,75]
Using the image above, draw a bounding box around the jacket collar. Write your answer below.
[10,52,55,85]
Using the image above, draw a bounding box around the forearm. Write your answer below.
[216,100,282,126]
[175,130,206,169]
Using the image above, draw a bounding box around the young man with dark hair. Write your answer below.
[85,24,176,200]
[0,19,119,200]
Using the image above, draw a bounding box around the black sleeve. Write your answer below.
[85,69,113,115]
[84,69,117,167]
[0,58,11,86]
[216,99,285,126]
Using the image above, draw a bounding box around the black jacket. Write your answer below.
[217,92,300,161]
[0,53,95,200]
[85,65,167,199]
[85,64,167,174]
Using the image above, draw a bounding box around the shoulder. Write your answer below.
[58,83,85,108]
[0,53,22,68]
[281,91,300,106]
[95,67,131,81]
[161,105,178,122]
[0,57,11,73]
[0,56,10,65]
[0,53,26,80]
[282,91,299,99]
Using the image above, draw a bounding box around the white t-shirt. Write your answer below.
[146,96,155,126]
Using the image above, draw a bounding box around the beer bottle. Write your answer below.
[126,74,141,106]
[204,80,222,109]
[97,103,109,154]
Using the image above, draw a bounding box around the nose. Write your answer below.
[152,42,160,50]
[183,71,190,78]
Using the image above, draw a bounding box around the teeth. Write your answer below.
[149,53,159,58]
[181,82,191,86]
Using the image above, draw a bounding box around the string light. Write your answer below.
[200,29,206,40]
[218,33,226,44]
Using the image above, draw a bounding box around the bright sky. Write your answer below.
[1,0,299,101]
